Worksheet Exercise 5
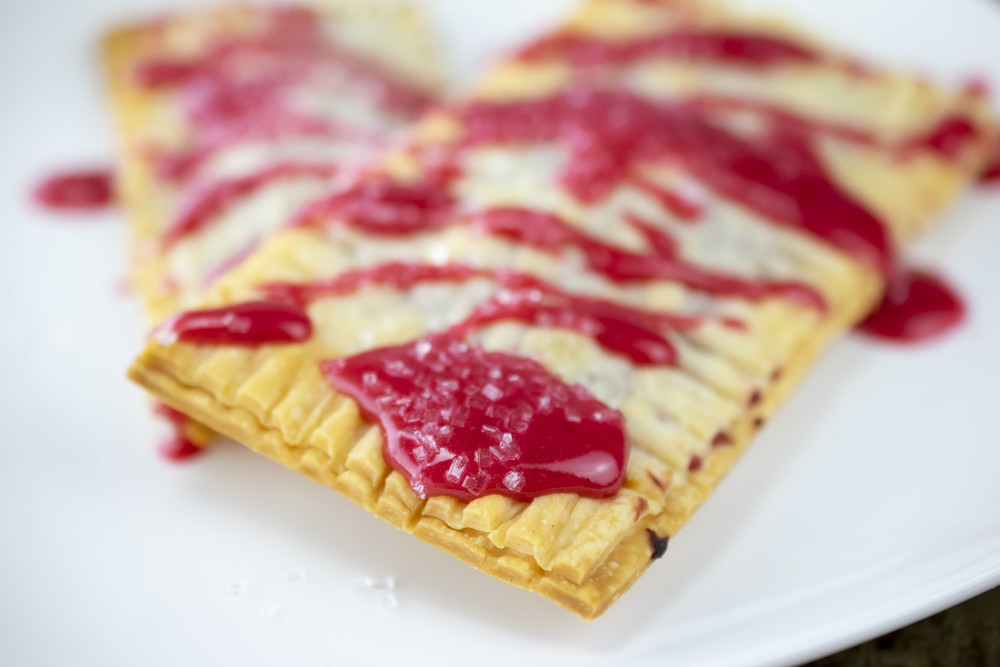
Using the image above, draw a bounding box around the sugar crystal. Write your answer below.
[414,339,432,359]
[353,574,398,608]
[474,447,491,466]
[445,454,468,483]
[481,383,503,401]
[503,470,525,492]
[154,326,178,346]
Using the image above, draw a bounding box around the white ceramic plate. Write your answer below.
[2,0,999,665]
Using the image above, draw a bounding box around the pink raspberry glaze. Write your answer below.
[33,170,114,211]
[857,269,965,342]
[293,178,455,234]
[322,334,628,501]
[159,300,312,345]
[153,403,203,462]
[458,89,893,275]
[517,30,821,69]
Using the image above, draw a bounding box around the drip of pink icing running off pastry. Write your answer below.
[980,139,1000,184]
[153,403,203,461]
[857,269,965,342]
[33,170,115,211]
[321,334,628,501]
[982,158,1000,184]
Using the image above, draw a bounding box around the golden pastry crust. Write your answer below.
[129,0,994,618]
